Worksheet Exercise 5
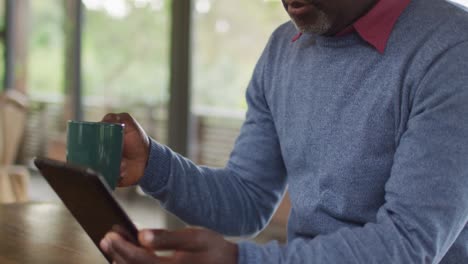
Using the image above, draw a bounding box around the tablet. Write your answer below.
[34,157,140,263]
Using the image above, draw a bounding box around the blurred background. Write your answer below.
[2,0,467,247]
[0,0,291,245]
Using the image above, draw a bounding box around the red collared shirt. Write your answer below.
[292,0,411,53]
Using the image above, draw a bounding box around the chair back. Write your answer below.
[0,90,29,166]
[0,90,29,203]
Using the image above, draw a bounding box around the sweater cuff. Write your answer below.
[138,138,171,195]
[238,241,261,264]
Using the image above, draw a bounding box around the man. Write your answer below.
[99,0,468,263]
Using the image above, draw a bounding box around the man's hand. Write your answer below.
[101,113,150,187]
[100,227,238,264]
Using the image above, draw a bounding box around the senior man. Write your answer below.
[100,0,468,263]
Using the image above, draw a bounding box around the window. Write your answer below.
[192,0,288,111]
[82,0,170,105]
[189,0,288,166]
[82,0,171,142]
[29,0,64,98]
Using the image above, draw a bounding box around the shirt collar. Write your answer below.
[292,0,411,54]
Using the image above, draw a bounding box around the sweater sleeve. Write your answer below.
[237,42,468,263]
[138,37,288,236]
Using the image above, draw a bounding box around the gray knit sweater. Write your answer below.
[140,0,468,262]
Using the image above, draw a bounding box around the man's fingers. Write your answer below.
[101,113,120,124]
[119,161,127,184]
[118,171,137,187]
[101,112,133,127]
[120,160,127,174]
[100,233,127,264]
[102,232,158,264]
[111,225,138,245]
[139,228,209,251]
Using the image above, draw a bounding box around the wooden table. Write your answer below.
[0,202,107,264]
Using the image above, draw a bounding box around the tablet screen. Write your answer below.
[34,157,140,263]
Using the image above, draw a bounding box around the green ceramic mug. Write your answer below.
[66,120,124,190]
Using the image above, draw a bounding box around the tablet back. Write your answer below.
[34,157,139,263]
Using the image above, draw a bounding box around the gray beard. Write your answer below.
[290,9,332,35]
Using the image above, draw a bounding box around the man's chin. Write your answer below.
[291,20,331,35]
[289,9,332,35]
